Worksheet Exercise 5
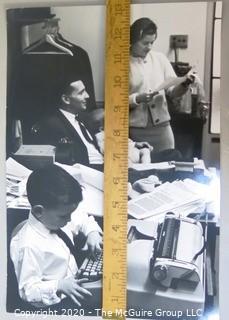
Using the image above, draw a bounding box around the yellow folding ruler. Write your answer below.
[103,0,130,318]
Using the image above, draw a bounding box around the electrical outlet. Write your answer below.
[170,35,188,49]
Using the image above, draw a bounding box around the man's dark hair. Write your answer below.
[26,164,83,208]
[130,17,157,45]
[62,81,75,97]
[58,78,82,102]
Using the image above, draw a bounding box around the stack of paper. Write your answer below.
[6,158,32,209]
[128,179,209,220]
[6,157,32,180]
[7,196,30,209]
[6,157,31,195]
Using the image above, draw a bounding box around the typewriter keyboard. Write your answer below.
[78,252,103,282]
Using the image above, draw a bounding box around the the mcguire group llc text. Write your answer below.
[14,307,203,318]
[97,308,203,318]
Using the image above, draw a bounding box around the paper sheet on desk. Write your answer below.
[128,179,208,220]
[6,158,31,199]
[130,162,175,171]
[77,183,103,217]
[55,162,104,217]
[74,164,104,216]
[6,157,32,180]
[55,162,82,182]
[55,162,104,190]
[7,196,30,209]
[77,164,104,191]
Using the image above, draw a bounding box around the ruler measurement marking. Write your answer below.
[103,0,130,317]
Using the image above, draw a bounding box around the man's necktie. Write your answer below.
[75,115,101,152]
[53,228,78,265]
[76,116,94,144]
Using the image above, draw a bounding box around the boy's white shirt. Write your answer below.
[10,209,101,307]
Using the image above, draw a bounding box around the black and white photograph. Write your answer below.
[6,3,106,317]
[126,2,220,319]
[2,1,223,319]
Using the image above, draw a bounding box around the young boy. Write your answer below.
[10,164,102,308]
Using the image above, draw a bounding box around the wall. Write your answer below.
[131,2,207,79]
[52,5,106,101]
[52,2,207,102]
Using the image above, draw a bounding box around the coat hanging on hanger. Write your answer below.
[9,17,97,143]
[23,18,73,56]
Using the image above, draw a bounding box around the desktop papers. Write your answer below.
[130,162,175,171]
[6,159,104,216]
[6,158,32,208]
[6,157,32,180]
[130,158,209,174]
[128,179,208,220]
[55,162,104,191]
[56,162,104,217]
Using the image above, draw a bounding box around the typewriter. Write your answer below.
[127,213,205,317]
[150,212,204,288]
[78,213,205,317]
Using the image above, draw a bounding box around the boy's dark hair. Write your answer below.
[130,18,157,45]
[26,164,83,208]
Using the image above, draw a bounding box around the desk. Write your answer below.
[127,165,219,318]
[6,162,219,317]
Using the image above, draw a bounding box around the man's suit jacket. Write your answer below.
[32,110,93,165]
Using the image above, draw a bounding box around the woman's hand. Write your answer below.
[139,148,151,164]
[57,277,92,306]
[181,74,195,88]
[136,91,159,104]
[135,141,154,151]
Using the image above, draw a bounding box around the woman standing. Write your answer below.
[129,18,190,152]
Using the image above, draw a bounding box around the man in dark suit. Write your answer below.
[32,79,182,167]
[31,80,103,166]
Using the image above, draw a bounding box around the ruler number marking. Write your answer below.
[103,0,130,314]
